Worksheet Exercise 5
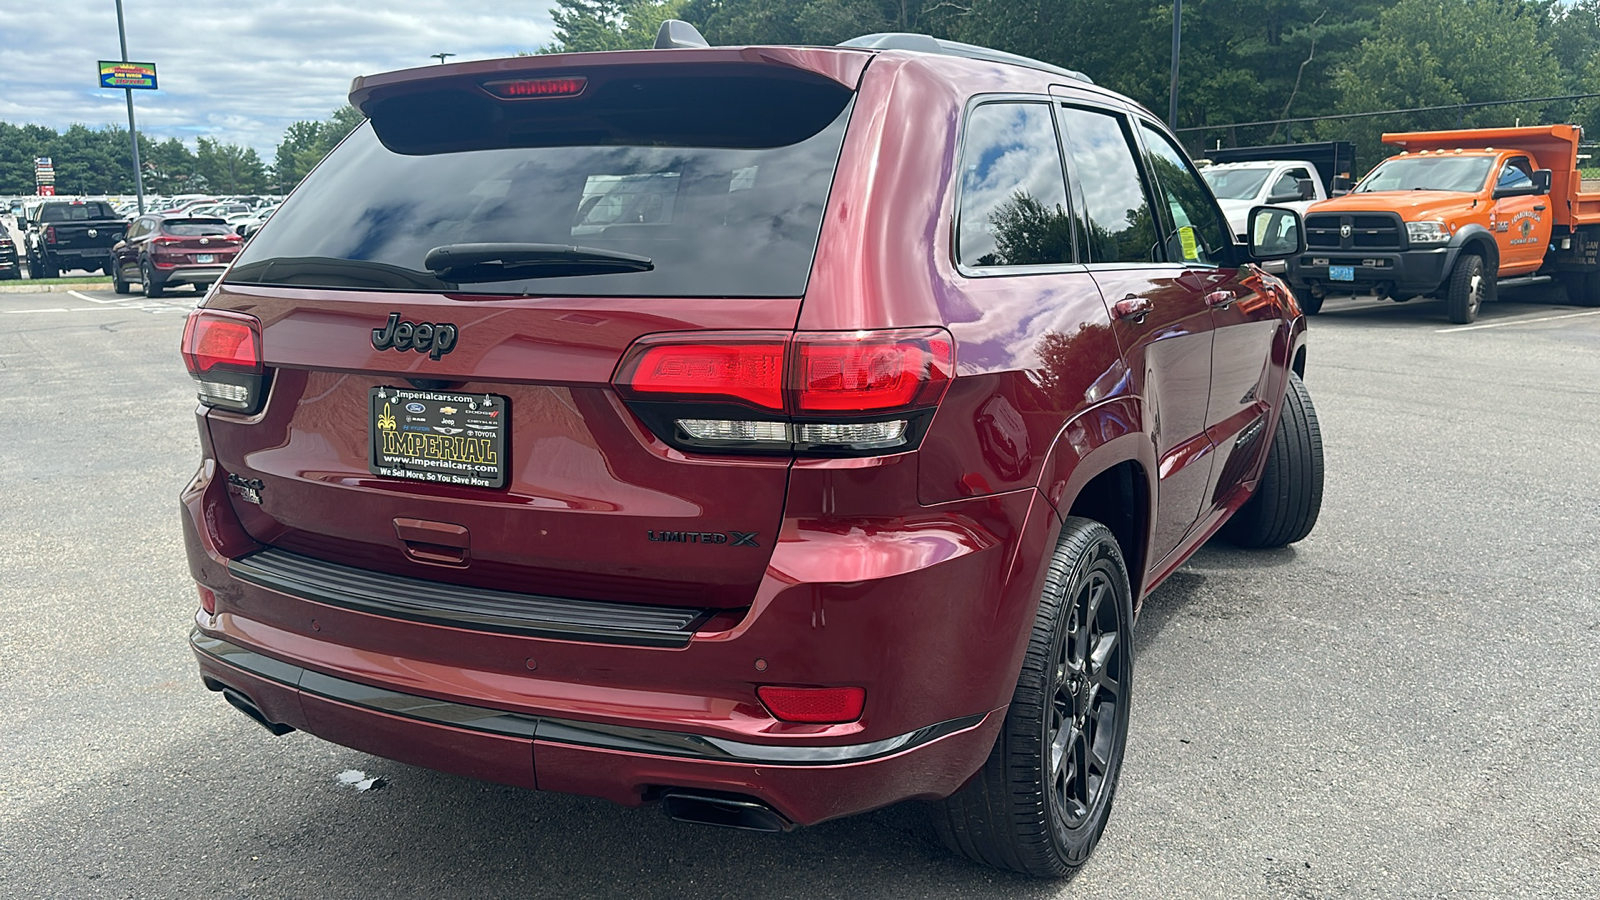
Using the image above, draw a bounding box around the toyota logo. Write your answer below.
[1339,224,1352,239]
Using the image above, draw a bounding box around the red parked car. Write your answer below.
[112,214,243,297]
[181,25,1322,877]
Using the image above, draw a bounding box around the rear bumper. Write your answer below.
[193,630,1000,824]
[1288,246,1456,297]
[181,453,1054,824]
[154,264,228,287]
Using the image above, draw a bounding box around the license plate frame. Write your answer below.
[1329,264,1355,282]
[369,387,508,489]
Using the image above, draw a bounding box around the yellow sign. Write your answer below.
[381,431,498,466]
[1178,226,1200,262]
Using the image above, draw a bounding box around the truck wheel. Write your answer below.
[141,260,164,298]
[1561,272,1600,308]
[932,517,1133,878]
[1293,287,1323,316]
[27,257,42,280]
[1223,373,1324,548]
[1444,254,1491,324]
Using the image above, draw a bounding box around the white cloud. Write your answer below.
[0,1,560,156]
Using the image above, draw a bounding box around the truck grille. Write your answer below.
[1306,213,1404,251]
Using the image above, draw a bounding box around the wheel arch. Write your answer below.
[1034,397,1157,609]
[1450,225,1499,274]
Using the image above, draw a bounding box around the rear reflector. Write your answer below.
[482,76,587,99]
[757,686,866,724]
[197,584,216,615]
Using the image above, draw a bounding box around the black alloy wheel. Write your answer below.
[111,255,131,294]
[932,517,1134,878]
[1046,563,1126,833]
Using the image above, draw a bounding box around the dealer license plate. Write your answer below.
[1329,265,1355,282]
[196,254,215,264]
[369,387,508,489]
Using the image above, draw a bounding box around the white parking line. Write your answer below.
[68,290,125,304]
[3,307,70,314]
[1436,308,1600,333]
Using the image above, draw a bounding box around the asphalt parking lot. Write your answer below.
[2,284,1597,898]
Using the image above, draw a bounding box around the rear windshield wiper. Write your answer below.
[424,243,653,283]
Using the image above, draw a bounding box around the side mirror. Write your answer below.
[1297,178,1316,201]
[1248,206,1304,261]
[1533,169,1552,195]
[1331,176,1352,197]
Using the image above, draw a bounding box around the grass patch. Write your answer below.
[10,275,113,286]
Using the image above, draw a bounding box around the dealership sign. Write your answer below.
[99,61,158,90]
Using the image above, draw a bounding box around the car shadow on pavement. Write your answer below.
[11,720,1080,900]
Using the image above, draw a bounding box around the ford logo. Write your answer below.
[405,402,426,413]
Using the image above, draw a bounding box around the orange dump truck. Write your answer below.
[1286,124,1600,323]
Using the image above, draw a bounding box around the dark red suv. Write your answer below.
[181,26,1322,877]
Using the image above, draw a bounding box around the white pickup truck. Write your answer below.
[1201,160,1329,240]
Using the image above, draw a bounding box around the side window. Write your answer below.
[128,218,149,240]
[1272,167,1312,199]
[1137,121,1230,266]
[1056,106,1159,264]
[1498,157,1534,190]
[956,102,1075,269]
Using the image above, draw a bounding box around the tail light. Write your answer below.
[44,225,56,244]
[182,309,266,413]
[613,329,953,457]
[757,686,866,724]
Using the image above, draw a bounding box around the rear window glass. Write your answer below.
[39,202,117,222]
[164,220,234,236]
[230,77,854,298]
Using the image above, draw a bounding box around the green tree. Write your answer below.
[1330,0,1565,166]
[684,0,961,46]
[270,105,365,190]
[543,0,688,52]
[197,137,268,194]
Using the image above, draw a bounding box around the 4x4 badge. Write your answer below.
[372,313,459,360]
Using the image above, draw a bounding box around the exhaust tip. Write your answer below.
[218,685,296,736]
[661,791,792,833]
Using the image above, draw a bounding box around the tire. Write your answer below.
[1444,253,1491,324]
[1223,373,1324,548]
[932,517,1134,878]
[1560,272,1600,308]
[141,259,164,298]
[1293,287,1323,316]
[111,258,131,294]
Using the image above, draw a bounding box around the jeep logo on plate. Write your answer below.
[372,313,459,360]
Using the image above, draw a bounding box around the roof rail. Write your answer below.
[838,33,1092,84]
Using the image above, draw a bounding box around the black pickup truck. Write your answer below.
[24,200,126,278]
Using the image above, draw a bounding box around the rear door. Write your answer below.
[1056,102,1216,564]
[204,59,861,609]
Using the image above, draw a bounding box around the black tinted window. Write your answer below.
[164,220,234,236]
[1057,107,1159,264]
[956,102,1074,268]
[39,202,117,222]
[231,94,853,298]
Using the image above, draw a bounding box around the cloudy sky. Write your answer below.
[1,1,561,156]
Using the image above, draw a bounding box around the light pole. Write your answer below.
[431,53,456,65]
[115,0,147,214]
[1168,0,1182,129]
